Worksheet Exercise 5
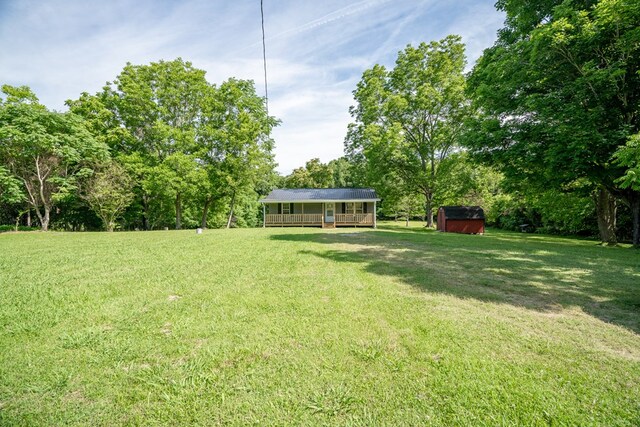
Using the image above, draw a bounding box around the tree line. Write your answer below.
[1,59,278,231]
[1,0,638,246]
[343,0,639,246]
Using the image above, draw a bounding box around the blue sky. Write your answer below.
[0,0,504,174]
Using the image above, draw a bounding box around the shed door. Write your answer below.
[325,203,335,223]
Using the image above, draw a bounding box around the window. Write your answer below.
[282,203,290,214]
[345,203,355,214]
[355,202,363,214]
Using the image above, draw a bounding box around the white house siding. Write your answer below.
[302,203,322,214]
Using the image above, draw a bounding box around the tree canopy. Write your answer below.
[0,85,108,231]
[68,59,277,230]
[465,0,640,245]
[345,35,471,226]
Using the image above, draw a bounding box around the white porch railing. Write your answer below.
[335,213,374,224]
[265,214,323,224]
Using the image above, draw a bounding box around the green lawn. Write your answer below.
[1,223,639,426]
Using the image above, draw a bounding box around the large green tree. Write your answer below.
[345,35,471,227]
[103,59,210,229]
[283,157,356,189]
[0,85,108,231]
[197,78,277,229]
[69,60,277,230]
[466,0,640,244]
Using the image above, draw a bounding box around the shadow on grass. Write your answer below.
[271,227,640,334]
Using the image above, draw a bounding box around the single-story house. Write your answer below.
[437,206,485,234]
[259,188,380,228]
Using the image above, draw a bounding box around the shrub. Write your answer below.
[0,225,39,232]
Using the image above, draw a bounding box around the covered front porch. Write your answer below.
[262,201,376,227]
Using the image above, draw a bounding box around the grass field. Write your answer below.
[1,223,639,426]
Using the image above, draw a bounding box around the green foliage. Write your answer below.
[82,161,134,231]
[490,189,598,236]
[614,133,640,191]
[380,191,424,222]
[0,85,109,231]
[68,59,278,230]
[0,225,38,232]
[283,157,355,188]
[346,35,472,226]
[466,0,640,242]
[0,165,24,205]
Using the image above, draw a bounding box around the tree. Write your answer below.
[345,35,471,227]
[328,157,355,188]
[82,161,134,231]
[285,158,333,188]
[0,85,108,231]
[285,166,314,188]
[0,166,24,206]
[197,78,277,229]
[103,59,213,229]
[283,157,356,189]
[71,61,279,230]
[0,165,27,229]
[466,0,640,244]
[614,133,640,246]
[380,188,424,226]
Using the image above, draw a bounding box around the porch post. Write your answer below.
[262,204,266,228]
[374,201,377,228]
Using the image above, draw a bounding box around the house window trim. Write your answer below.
[345,202,354,214]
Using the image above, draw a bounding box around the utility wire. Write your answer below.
[260,0,269,116]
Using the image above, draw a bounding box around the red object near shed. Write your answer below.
[437,206,485,234]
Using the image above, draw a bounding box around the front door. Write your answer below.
[325,203,335,223]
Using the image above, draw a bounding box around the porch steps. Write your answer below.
[322,222,336,229]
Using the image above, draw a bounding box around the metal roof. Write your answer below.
[439,206,485,220]
[260,188,380,202]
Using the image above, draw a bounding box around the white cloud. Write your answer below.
[0,0,504,174]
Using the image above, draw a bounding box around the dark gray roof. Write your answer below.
[440,206,485,220]
[260,188,379,202]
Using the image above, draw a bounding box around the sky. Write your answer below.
[0,0,505,174]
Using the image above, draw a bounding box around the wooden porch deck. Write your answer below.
[264,213,374,227]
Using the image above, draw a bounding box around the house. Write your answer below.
[259,188,380,228]
[437,206,485,234]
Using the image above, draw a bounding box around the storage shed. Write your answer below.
[437,206,485,234]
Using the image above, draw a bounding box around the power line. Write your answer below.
[260,0,269,116]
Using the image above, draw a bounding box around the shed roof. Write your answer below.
[260,188,379,202]
[440,206,485,220]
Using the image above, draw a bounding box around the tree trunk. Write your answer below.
[630,194,640,248]
[226,191,236,229]
[425,193,434,228]
[406,216,409,227]
[175,192,182,230]
[594,186,617,245]
[27,209,31,227]
[201,196,211,229]
[41,206,50,232]
[142,194,149,231]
